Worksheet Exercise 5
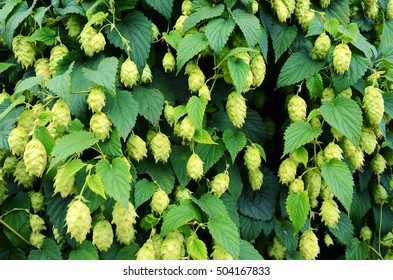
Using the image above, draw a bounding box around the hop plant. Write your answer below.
[51,100,71,129]
[273,0,290,22]
[137,239,156,260]
[188,67,205,92]
[226,91,247,128]
[87,87,106,113]
[164,103,176,126]
[30,214,46,233]
[112,202,138,245]
[152,233,163,259]
[324,233,334,247]
[268,236,286,260]
[174,15,188,32]
[387,0,393,19]
[30,191,45,213]
[65,200,92,243]
[126,134,148,162]
[150,132,172,163]
[66,14,84,37]
[54,165,75,198]
[248,168,264,191]
[34,58,51,80]
[140,63,153,84]
[182,0,193,15]
[90,32,106,54]
[49,45,69,76]
[150,189,170,214]
[364,0,379,20]
[23,138,47,178]
[3,155,18,176]
[198,84,211,101]
[289,178,304,193]
[371,153,387,174]
[12,35,36,69]
[360,226,373,241]
[372,184,389,205]
[304,169,322,205]
[79,26,97,56]
[30,232,46,249]
[337,87,352,99]
[90,112,112,141]
[92,220,114,252]
[175,116,196,142]
[310,32,331,59]
[250,53,266,88]
[187,153,204,180]
[244,145,262,171]
[299,229,320,260]
[333,43,351,74]
[120,58,139,88]
[210,172,230,197]
[14,160,36,188]
[363,86,384,126]
[162,52,176,73]
[287,95,307,122]
[360,128,377,155]
[8,126,28,156]
[175,186,192,202]
[320,199,340,228]
[324,142,343,161]
[151,23,160,41]
[211,243,233,260]
[278,158,297,185]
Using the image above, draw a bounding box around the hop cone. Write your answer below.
[299,229,320,260]
[87,87,106,113]
[187,153,204,180]
[53,165,75,198]
[289,178,304,193]
[211,243,233,260]
[175,116,196,142]
[162,52,176,73]
[66,15,84,37]
[250,53,266,87]
[49,45,68,76]
[333,43,351,74]
[66,200,92,243]
[268,236,286,260]
[12,35,36,69]
[92,220,114,252]
[23,138,47,177]
[287,95,307,122]
[310,32,331,60]
[90,112,112,141]
[150,132,171,163]
[126,134,148,162]
[278,158,297,185]
[14,160,36,188]
[363,86,384,126]
[188,67,205,92]
[112,202,138,245]
[8,126,28,156]
[248,168,264,191]
[226,91,247,128]
[51,100,71,129]
[137,239,156,260]
[30,191,45,213]
[320,199,340,228]
[150,189,170,214]
[211,172,230,197]
[34,58,51,80]
[120,58,139,88]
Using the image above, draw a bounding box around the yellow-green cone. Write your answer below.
[150,132,171,163]
[23,138,47,178]
[299,229,320,260]
[333,43,351,74]
[226,91,247,128]
[65,200,92,243]
[187,153,204,180]
[92,220,114,252]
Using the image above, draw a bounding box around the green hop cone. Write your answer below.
[175,186,192,202]
[268,236,286,260]
[174,15,188,32]
[140,63,153,84]
[90,112,112,141]
[364,0,379,20]
[65,200,92,243]
[198,84,211,101]
[387,0,393,19]
[161,236,183,260]
[278,158,297,185]
[273,0,290,22]
[337,87,352,99]
[53,165,75,198]
[120,58,139,88]
[371,153,387,174]
[187,153,204,180]
[252,0,259,14]
[320,199,340,228]
[92,220,114,252]
[248,168,264,191]
[150,189,170,214]
[360,226,373,241]
[90,32,106,54]
[363,86,384,126]
[151,23,160,41]
[250,53,266,87]
[283,0,296,14]
[188,67,205,92]
[289,178,304,193]
[150,132,172,163]
[51,100,71,129]
[323,142,343,161]
[137,239,156,260]
[310,32,331,60]
[152,233,163,259]
[3,155,18,177]
[112,202,138,245]
[79,25,97,56]
[333,43,351,74]
[295,0,311,22]
[30,232,45,249]
[126,134,148,162]
[226,91,247,128]
[324,233,334,247]
[12,35,36,69]
[66,15,84,37]
[299,229,320,260]
[30,214,46,233]
[211,172,230,197]
[162,52,176,73]
[211,243,233,260]
[23,138,47,178]
[244,145,262,171]
[49,45,69,76]
[30,191,45,213]
[185,60,197,75]
[175,116,196,142]
[8,126,28,156]
[287,95,307,122]
[304,169,322,204]
[87,87,106,113]
[34,58,51,80]
[320,0,331,8]
[164,103,176,126]
[182,0,193,15]
[14,160,36,188]
[360,128,377,155]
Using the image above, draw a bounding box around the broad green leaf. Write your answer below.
[105,11,152,71]
[14,76,44,95]
[286,192,310,232]
[28,239,62,260]
[338,23,359,43]
[290,147,308,167]
[325,0,350,25]
[241,109,266,145]
[0,100,23,149]
[324,18,339,37]
[115,0,138,12]
[274,220,298,253]
[227,55,250,94]
[136,159,175,194]
[182,4,225,33]
[96,158,132,208]
[86,174,106,199]
[45,62,74,101]
[277,51,325,88]
[306,14,324,37]
[145,0,173,20]
[193,129,217,144]
[140,214,160,231]
[33,6,48,27]
[283,122,322,156]
[83,57,118,95]
[228,164,243,200]
[345,238,369,260]
[306,73,323,98]
[205,17,236,54]
[232,9,262,47]
[322,159,354,212]
[0,0,19,32]
[238,239,264,260]
[86,12,108,26]
[163,30,182,50]
[161,203,199,236]
[28,27,56,45]
[68,241,99,260]
[134,179,157,209]
[187,239,208,260]
[351,33,376,60]
[0,236,25,260]
[34,126,55,155]
[174,105,188,123]
[379,19,393,55]
[54,0,84,16]
[208,214,240,258]
[176,32,209,73]
[98,130,123,157]
[50,131,100,169]
[133,86,164,128]
[2,210,30,248]
[383,92,393,119]
[222,129,247,163]
[195,141,225,173]
[103,91,138,139]
[0,63,14,73]
[271,23,297,62]
[59,159,86,185]
[350,189,371,221]
[320,97,363,147]
[170,145,192,187]
[240,215,264,241]
[187,96,207,129]
[193,193,228,218]
[115,244,139,260]
[329,212,354,245]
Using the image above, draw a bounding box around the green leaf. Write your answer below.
[271,23,298,62]
[86,174,106,199]
[28,239,62,260]
[105,11,152,71]
[274,220,298,253]
[306,73,323,98]
[345,238,369,260]
[338,23,359,43]
[59,159,86,186]
[134,179,157,209]
[187,239,208,260]
[205,17,236,54]
[68,241,99,260]
[324,18,340,37]
[290,147,308,167]
[227,55,250,94]
[86,12,108,27]
[222,129,247,163]
[379,20,393,55]
[103,91,139,139]
[193,193,228,218]
[277,51,325,88]
[83,57,118,96]
[329,212,354,245]
[286,192,310,232]
[2,210,30,248]
[132,86,164,128]
[50,131,100,169]
[241,109,266,145]
[350,189,371,221]
[28,27,56,45]
[208,214,240,258]
[54,0,84,16]
[96,158,131,208]
[238,239,264,260]
[0,63,15,73]
[240,215,264,241]
[0,100,23,149]
[174,105,188,123]
[34,126,55,155]
[170,145,192,187]
[384,92,393,119]
[232,9,262,47]
[145,0,173,20]
[14,76,44,95]
[325,0,350,25]
[33,6,48,26]
[115,0,138,12]
[45,62,73,101]
[176,32,209,73]
[98,130,123,157]
[193,129,217,144]
[187,96,207,130]
[161,203,199,236]
[163,30,182,50]
[283,122,322,156]
[182,4,225,33]
[195,141,225,173]
[320,97,363,147]
[306,14,324,37]
[136,159,175,194]
[115,244,139,260]
[321,159,354,212]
